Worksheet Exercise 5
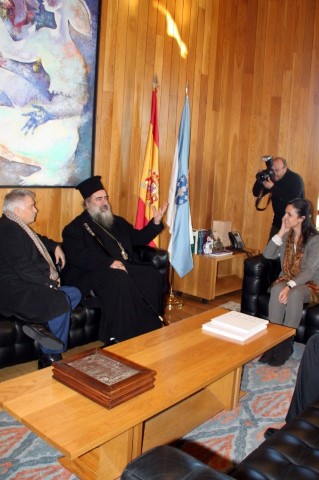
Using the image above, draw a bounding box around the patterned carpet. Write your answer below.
[0,342,304,479]
[174,341,304,473]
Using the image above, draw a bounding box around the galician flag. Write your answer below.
[167,92,193,278]
[135,86,160,247]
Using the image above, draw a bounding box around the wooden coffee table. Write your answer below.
[0,308,295,480]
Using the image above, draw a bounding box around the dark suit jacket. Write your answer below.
[0,215,70,323]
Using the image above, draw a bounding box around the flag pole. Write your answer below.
[166,266,183,310]
[166,80,193,307]
[135,75,160,247]
[153,74,158,90]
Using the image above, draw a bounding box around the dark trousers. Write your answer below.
[286,334,319,422]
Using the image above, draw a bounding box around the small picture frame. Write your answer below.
[52,348,156,409]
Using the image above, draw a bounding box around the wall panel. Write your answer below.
[0,0,318,255]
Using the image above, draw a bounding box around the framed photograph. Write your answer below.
[0,0,101,187]
[52,348,157,409]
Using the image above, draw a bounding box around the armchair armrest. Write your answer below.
[241,254,281,316]
[133,245,169,294]
[133,245,168,271]
[122,445,231,480]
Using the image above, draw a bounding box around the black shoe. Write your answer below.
[100,338,120,348]
[268,346,293,366]
[38,352,63,369]
[268,339,294,367]
[22,323,64,351]
[258,348,275,363]
[264,427,280,440]
[160,316,170,326]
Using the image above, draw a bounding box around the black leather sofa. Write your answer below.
[241,254,319,344]
[121,400,319,479]
[0,246,168,369]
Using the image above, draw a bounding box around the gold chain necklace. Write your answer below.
[92,220,129,260]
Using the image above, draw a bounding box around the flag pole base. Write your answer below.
[166,293,183,310]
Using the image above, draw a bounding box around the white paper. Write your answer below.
[202,311,268,341]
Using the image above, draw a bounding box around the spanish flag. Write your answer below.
[135,86,159,247]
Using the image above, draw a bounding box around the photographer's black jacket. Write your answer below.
[253,169,304,229]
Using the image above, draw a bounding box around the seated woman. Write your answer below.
[259,198,319,366]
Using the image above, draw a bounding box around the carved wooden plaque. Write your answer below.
[52,348,156,409]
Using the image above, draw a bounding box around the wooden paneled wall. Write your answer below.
[1,0,318,253]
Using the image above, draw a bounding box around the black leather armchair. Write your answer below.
[241,254,319,343]
[121,400,319,479]
[0,246,169,369]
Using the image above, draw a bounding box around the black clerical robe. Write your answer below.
[62,210,164,342]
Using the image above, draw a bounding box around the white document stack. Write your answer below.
[202,311,269,341]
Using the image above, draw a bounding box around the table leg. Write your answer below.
[59,423,143,480]
[207,366,242,410]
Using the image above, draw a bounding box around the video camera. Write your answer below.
[255,155,274,183]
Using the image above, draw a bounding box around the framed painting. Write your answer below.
[0,0,101,187]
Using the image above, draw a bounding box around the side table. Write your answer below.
[173,250,259,302]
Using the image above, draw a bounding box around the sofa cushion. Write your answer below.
[0,303,101,368]
[67,304,101,349]
[231,400,319,480]
[0,316,38,367]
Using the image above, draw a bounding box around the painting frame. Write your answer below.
[0,0,101,187]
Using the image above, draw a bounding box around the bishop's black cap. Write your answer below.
[76,175,105,199]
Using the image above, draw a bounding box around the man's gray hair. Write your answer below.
[3,189,35,214]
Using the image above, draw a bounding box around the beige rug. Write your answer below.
[218,301,241,312]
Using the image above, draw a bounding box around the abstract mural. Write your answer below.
[0,0,100,186]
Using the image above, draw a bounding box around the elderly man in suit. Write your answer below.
[0,189,81,368]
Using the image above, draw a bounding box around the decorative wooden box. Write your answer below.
[52,348,156,409]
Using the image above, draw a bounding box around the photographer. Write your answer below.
[253,156,304,239]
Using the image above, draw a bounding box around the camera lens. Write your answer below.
[256,169,273,183]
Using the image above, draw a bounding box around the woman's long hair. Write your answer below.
[288,198,319,245]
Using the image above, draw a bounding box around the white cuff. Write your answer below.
[272,234,283,246]
[287,280,296,289]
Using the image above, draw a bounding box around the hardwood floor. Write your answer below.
[165,290,242,323]
[0,290,242,382]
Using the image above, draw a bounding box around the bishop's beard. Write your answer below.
[89,207,114,228]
